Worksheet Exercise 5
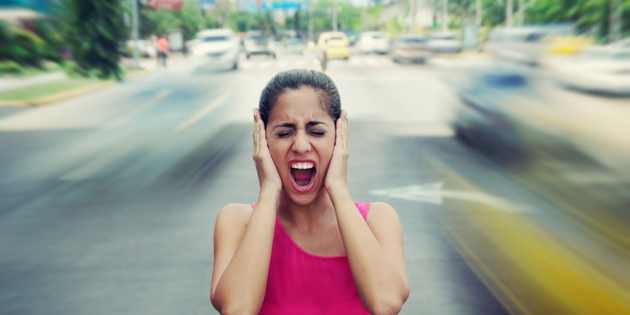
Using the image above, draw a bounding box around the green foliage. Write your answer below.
[0,60,23,75]
[31,19,64,63]
[61,0,126,80]
[10,28,46,67]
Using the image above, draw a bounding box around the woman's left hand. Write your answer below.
[325,110,349,191]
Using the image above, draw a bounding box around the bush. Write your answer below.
[0,60,23,75]
[7,29,46,67]
[32,19,64,63]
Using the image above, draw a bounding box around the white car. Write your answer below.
[355,32,389,54]
[187,28,240,71]
[553,46,630,96]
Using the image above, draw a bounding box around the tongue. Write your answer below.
[292,169,314,186]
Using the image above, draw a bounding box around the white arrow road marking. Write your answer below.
[370,182,525,212]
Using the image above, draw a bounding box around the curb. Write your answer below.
[0,68,153,107]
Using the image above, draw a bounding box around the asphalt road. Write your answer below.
[0,52,529,315]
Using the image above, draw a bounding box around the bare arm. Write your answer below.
[210,192,279,315]
[325,111,409,314]
[329,191,409,315]
[210,109,283,314]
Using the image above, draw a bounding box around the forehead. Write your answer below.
[269,88,332,124]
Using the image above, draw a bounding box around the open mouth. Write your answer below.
[289,161,316,193]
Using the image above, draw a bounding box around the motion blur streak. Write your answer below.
[1,1,630,314]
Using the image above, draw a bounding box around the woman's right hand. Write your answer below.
[253,108,283,193]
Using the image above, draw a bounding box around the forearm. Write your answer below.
[327,185,407,314]
[212,189,278,314]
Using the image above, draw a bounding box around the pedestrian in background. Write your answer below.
[210,69,409,315]
[157,35,169,68]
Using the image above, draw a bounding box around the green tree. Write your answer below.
[62,0,126,80]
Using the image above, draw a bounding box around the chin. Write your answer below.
[282,184,325,205]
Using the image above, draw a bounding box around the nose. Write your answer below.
[291,131,312,154]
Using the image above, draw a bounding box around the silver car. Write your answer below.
[390,35,433,63]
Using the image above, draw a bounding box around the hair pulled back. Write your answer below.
[259,69,341,126]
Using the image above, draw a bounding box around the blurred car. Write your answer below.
[187,28,240,71]
[390,34,433,63]
[486,27,547,66]
[285,38,305,55]
[317,32,350,60]
[243,31,276,59]
[427,32,463,54]
[552,46,630,96]
[355,32,389,54]
[451,69,534,162]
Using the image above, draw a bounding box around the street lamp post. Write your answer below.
[476,0,481,26]
[442,0,447,31]
[506,0,512,27]
[131,0,140,68]
[332,0,338,32]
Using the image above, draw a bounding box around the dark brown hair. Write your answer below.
[258,69,341,127]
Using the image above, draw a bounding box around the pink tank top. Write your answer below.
[251,202,372,315]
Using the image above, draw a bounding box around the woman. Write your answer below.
[210,69,409,315]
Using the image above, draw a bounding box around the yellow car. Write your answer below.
[317,32,350,59]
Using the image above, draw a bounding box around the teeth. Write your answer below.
[291,162,314,169]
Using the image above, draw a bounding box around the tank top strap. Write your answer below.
[354,202,371,221]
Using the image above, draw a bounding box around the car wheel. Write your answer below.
[272,54,276,59]
[232,61,238,70]
[246,54,250,59]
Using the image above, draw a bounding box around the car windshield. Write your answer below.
[330,37,345,41]
[203,36,228,42]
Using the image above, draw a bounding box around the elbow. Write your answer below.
[211,295,260,315]
[365,297,404,315]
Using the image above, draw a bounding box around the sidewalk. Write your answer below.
[0,72,67,93]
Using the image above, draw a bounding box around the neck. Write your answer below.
[277,188,335,228]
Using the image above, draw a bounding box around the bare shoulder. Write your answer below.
[366,202,400,226]
[215,203,254,230]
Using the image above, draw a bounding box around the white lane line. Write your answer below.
[295,60,307,67]
[172,88,233,134]
[106,90,172,129]
[312,60,320,66]
[277,61,289,68]
[240,62,253,69]
[349,58,361,65]
[259,61,271,69]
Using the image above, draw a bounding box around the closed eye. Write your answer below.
[276,130,294,138]
[309,130,326,136]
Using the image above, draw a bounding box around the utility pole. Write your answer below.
[506,0,512,27]
[308,0,314,42]
[332,0,338,32]
[518,0,524,26]
[131,0,140,68]
[409,0,416,33]
[442,0,447,31]
[476,0,481,26]
[610,0,622,43]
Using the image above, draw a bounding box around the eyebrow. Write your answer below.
[273,121,327,129]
